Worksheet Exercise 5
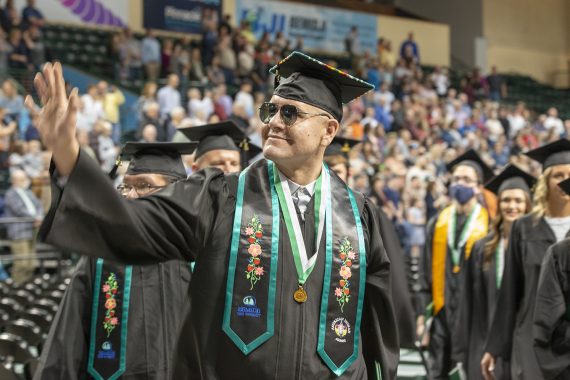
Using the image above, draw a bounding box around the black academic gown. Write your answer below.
[34,257,191,380]
[418,210,485,379]
[486,214,569,380]
[533,240,570,380]
[454,234,510,380]
[377,208,416,349]
[39,151,399,380]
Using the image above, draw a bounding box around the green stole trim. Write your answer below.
[88,259,132,380]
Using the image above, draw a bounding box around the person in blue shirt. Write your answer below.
[21,0,44,30]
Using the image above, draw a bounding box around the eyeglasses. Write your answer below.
[259,102,331,126]
[117,183,167,196]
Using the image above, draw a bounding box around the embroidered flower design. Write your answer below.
[336,238,356,313]
[244,215,264,290]
[102,273,119,337]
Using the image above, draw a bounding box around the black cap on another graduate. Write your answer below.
[270,51,374,122]
[446,149,494,183]
[558,177,570,196]
[178,121,262,164]
[325,136,361,158]
[524,139,570,169]
[485,164,536,196]
[121,142,197,180]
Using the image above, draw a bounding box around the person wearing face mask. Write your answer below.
[482,139,570,380]
[178,120,262,175]
[31,54,399,379]
[35,142,196,380]
[532,176,570,380]
[416,149,493,379]
[454,164,535,380]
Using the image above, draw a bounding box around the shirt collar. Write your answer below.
[286,178,316,197]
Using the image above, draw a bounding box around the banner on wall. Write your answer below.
[14,0,128,27]
[143,0,221,34]
[235,0,377,54]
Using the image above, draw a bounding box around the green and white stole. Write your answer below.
[87,259,132,380]
[222,159,366,376]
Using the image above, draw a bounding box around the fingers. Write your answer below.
[42,62,56,103]
[24,95,38,115]
[54,62,67,106]
[33,72,48,105]
[67,87,79,115]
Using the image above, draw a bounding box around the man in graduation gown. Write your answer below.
[483,139,570,380]
[325,136,416,350]
[29,54,399,379]
[34,142,195,380]
[531,177,570,380]
[416,149,492,379]
[455,164,535,380]
[179,120,262,174]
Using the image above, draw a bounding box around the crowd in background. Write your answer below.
[0,3,569,284]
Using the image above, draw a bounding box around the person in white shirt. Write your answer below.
[157,74,181,119]
[80,84,104,129]
[544,107,565,138]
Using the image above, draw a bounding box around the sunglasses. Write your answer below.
[259,102,331,126]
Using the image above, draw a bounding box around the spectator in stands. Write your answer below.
[98,81,125,144]
[97,121,117,173]
[207,55,226,86]
[165,106,186,142]
[140,124,158,143]
[160,38,173,78]
[235,80,254,119]
[23,24,44,69]
[76,129,97,161]
[4,168,43,284]
[157,73,181,119]
[81,84,104,130]
[138,101,164,140]
[7,28,30,70]
[0,0,20,34]
[24,112,39,141]
[544,107,565,137]
[400,32,419,63]
[136,81,157,124]
[21,0,43,30]
[345,25,360,59]
[122,27,142,82]
[0,78,23,120]
[217,29,236,82]
[487,65,507,101]
[141,29,161,81]
[22,138,42,179]
[189,47,208,84]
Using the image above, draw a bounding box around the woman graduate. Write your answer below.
[455,164,535,380]
[35,142,196,380]
[532,176,570,380]
[483,139,570,380]
[29,54,399,380]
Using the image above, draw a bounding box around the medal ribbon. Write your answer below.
[273,162,329,285]
[495,238,505,288]
[88,259,132,380]
[447,204,482,270]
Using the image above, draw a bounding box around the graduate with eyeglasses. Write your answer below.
[35,142,196,380]
[30,54,398,379]
[416,149,492,379]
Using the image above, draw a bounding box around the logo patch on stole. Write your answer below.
[331,318,351,343]
[236,295,262,318]
[97,341,116,360]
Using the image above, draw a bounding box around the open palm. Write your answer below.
[25,62,80,176]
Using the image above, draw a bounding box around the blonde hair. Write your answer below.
[531,167,551,219]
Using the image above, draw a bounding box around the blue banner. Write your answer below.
[235,0,377,54]
[144,0,221,34]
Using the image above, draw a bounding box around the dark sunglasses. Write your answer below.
[259,102,331,126]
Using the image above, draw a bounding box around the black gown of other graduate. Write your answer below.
[454,234,510,380]
[39,151,399,380]
[486,214,569,379]
[418,211,480,379]
[377,208,416,349]
[533,240,570,380]
[34,257,191,379]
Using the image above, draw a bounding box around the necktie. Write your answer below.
[292,187,311,221]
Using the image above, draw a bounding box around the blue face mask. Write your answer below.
[449,184,475,205]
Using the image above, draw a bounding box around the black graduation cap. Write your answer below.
[524,139,570,169]
[178,121,262,167]
[446,149,494,183]
[270,51,374,122]
[484,164,536,196]
[110,142,197,180]
[325,136,361,158]
[558,177,570,196]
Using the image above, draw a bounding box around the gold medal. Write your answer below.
[293,285,307,303]
[453,265,460,274]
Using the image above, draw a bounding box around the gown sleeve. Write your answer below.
[417,216,436,317]
[361,199,400,380]
[39,149,235,265]
[485,218,523,358]
[33,257,93,380]
[533,243,570,380]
